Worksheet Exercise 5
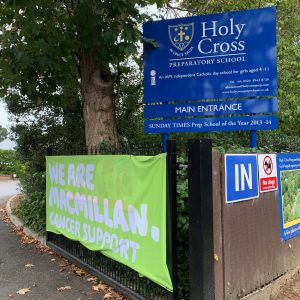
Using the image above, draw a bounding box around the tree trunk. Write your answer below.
[79,50,119,149]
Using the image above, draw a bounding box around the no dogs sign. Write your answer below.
[258,154,278,193]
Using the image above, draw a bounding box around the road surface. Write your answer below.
[0,178,104,300]
[0,178,19,205]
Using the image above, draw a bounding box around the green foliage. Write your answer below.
[0,149,18,174]
[209,131,250,153]
[258,131,300,153]
[115,71,162,146]
[0,1,80,114]
[115,70,145,144]
[0,0,86,233]
[0,125,8,143]
[276,0,300,136]
[182,0,273,14]
[281,170,300,224]
[0,0,165,139]
[10,115,85,233]
[176,157,189,299]
[0,0,165,232]
[13,191,46,234]
[209,131,300,153]
[12,142,47,233]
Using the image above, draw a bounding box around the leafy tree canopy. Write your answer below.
[0,0,165,149]
[0,0,166,236]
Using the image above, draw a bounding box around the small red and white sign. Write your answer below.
[258,154,278,193]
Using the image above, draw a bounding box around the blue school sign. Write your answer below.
[143,7,277,103]
[225,154,259,203]
[144,115,278,134]
[144,98,277,118]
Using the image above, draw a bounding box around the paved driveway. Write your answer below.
[0,179,103,300]
[0,179,19,205]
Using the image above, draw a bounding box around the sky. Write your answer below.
[0,100,16,149]
[0,101,9,128]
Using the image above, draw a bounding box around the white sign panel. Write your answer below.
[258,154,278,193]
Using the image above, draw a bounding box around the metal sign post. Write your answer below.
[188,139,214,300]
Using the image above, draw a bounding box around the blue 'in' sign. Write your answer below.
[225,154,259,203]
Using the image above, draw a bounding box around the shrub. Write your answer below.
[13,191,46,234]
[176,157,189,299]
[0,149,17,175]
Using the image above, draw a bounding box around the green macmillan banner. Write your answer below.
[46,154,172,291]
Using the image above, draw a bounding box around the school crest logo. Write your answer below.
[168,23,194,51]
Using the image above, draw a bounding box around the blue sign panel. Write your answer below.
[144,7,277,102]
[277,153,300,240]
[144,98,277,118]
[225,154,259,203]
[144,115,278,134]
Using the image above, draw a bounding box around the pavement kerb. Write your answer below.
[6,193,46,246]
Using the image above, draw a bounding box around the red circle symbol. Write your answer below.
[263,155,273,175]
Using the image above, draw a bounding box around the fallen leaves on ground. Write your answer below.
[283,292,300,299]
[9,225,52,254]
[35,243,52,253]
[16,288,30,295]
[0,207,10,224]
[59,259,71,272]
[11,226,38,245]
[92,283,127,300]
[92,283,108,292]
[86,276,97,283]
[1,204,128,300]
[57,286,72,291]
[93,285,114,300]
[71,265,87,277]
[104,292,113,299]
